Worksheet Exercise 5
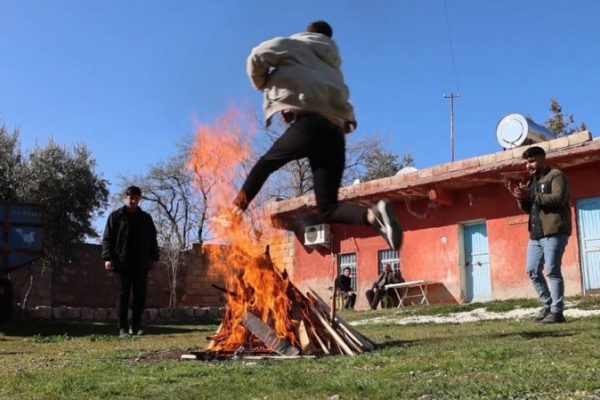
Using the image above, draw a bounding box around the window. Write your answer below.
[338,253,357,290]
[378,249,400,275]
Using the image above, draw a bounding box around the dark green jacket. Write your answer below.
[101,206,159,269]
[517,167,572,237]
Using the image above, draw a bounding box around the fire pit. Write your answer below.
[184,112,377,361]
[181,248,376,361]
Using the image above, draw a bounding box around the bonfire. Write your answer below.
[185,110,375,359]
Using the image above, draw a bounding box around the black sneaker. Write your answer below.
[533,307,550,322]
[538,311,566,324]
[371,200,403,250]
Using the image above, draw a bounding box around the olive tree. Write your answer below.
[1,125,109,306]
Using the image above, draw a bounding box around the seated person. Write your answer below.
[336,267,357,309]
[365,264,401,309]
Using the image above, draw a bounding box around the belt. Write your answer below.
[281,111,347,131]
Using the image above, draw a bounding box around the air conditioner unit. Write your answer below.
[304,224,331,247]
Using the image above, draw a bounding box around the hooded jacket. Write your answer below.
[247,32,357,132]
[517,167,572,238]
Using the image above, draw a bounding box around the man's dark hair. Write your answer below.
[125,185,142,196]
[307,20,333,38]
[522,146,546,159]
[343,267,351,272]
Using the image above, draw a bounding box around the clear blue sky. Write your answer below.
[2,0,599,198]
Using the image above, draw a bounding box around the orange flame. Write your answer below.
[187,108,298,351]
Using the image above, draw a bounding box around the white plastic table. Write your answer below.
[384,280,432,308]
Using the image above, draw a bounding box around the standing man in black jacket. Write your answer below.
[102,186,159,337]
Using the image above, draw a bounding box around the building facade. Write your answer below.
[268,132,600,309]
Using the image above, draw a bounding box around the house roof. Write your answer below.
[267,131,600,225]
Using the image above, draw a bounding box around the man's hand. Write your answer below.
[506,181,529,200]
[104,261,114,272]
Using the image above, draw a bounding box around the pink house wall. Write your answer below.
[290,164,598,309]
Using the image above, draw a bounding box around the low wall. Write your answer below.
[13,305,224,323]
[6,243,227,314]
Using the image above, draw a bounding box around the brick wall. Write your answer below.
[8,242,226,310]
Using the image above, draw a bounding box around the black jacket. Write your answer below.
[101,206,159,269]
[336,274,354,293]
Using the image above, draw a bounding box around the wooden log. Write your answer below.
[336,321,368,352]
[330,278,338,323]
[309,305,354,356]
[207,322,223,350]
[306,322,330,355]
[296,320,314,354]
[308,288,376,351]
[241,312,299,356]
[308,288,332,314]
[334,318,377,351]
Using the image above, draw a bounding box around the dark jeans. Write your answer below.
[366,288,398,309]
[340,291,356,309]
[236,114,367,225]
[116,265,148,331]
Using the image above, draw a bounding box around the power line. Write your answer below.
[442,0,460,92]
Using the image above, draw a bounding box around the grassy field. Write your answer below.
[1,298,600,400]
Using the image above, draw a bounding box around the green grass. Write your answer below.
[1,299,600,400]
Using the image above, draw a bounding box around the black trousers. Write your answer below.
[115,265,148,331]
[366,288,389,310]
[237,114,368,225]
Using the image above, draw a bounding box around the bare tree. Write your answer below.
[255,116,414,197]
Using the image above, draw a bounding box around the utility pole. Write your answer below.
[443,93,460,161]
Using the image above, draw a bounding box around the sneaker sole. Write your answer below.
[378,200,403,250]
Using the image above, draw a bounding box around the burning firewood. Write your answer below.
[186,119,376,359]
[241,312,299,356]
[195,249,376,359]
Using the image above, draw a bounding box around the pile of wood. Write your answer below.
[184,250,376,360]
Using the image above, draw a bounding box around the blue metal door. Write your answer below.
[463,222,492,302]
[576,197,600,293]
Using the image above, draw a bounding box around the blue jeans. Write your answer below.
[526,234,568,313]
